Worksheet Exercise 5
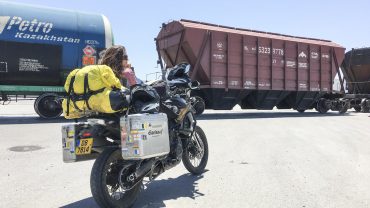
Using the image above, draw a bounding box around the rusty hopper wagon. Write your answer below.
[341,47,370,112]
[156,19,348,113]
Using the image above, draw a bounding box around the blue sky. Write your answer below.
[8,0,370,80]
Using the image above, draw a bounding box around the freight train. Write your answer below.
[1,8,364,118]
[0,1,113,118]
[156,19,350,114]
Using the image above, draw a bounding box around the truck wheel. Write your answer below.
[297,109,305,113]
[316,98,329,114]
[34,93,62,119]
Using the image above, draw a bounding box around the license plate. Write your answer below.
[75,138,93,155]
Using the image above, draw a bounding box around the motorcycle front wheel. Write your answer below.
[90,147,142,208]
[182,126,209,175]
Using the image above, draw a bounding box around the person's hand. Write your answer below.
[120,68,137,86]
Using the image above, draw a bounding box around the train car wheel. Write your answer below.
[34,93,62,119]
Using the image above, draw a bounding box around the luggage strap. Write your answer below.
[82,73,105,110]
[83,74,92,110]
[66,76,78,116]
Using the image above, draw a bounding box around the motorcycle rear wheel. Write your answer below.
[90,147,142,208]
[182,126,209,175]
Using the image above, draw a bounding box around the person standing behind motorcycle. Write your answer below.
[99,45,138,87]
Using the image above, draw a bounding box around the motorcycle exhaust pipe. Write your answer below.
[134,159,156,179]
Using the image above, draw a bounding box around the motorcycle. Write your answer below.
[61,63,208,208]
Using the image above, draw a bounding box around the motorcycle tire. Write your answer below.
[90,147,142,208]
[182,126,209,175]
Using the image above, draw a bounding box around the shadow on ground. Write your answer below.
[196,111,354,120]
[135,173,205,208]
[61,173,206,208]
[60,197,98,208]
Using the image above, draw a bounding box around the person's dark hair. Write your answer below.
[99,45,128,77]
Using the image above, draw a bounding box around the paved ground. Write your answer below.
[1,101,370,208]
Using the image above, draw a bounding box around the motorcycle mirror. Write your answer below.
[189,81,200,89]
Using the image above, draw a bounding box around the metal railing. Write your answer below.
[145,72,162,82]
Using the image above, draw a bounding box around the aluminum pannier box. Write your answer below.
[120,113,170,160]
[61,123,98,163]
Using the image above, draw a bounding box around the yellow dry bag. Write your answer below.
[62,65,128,119]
